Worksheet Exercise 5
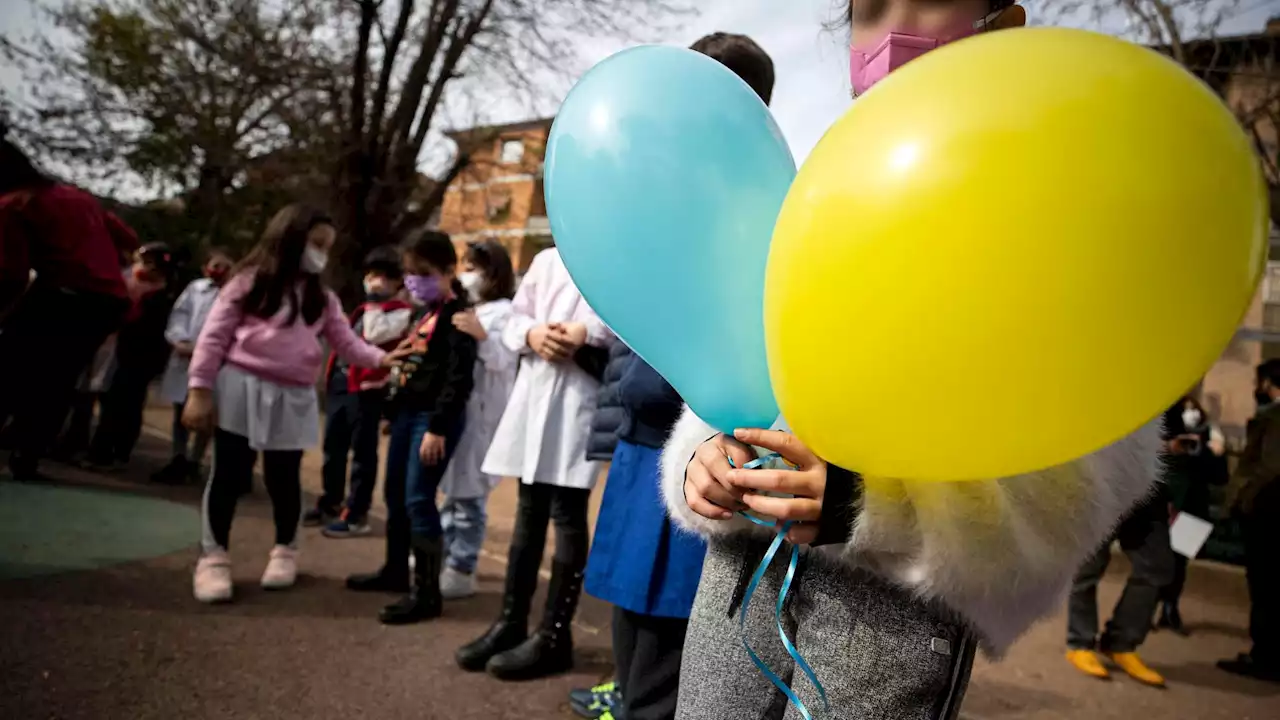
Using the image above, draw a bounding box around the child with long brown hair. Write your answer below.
[183,204,400,604]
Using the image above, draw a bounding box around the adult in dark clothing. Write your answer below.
[578,353,703,720]
[1066,478,1175,686]
[586,341,631,462]
[1157,396,1228,634]
[346,231,478,625]
[1218,360,1280,683]
[0,134,135,480]
[85,242,178,469]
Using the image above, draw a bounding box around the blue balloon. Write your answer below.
[546,45,795,432]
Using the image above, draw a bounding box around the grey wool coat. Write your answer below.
[660,406,1162,719]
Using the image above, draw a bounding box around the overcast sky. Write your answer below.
[2,0,1278,199]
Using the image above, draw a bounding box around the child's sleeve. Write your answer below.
[322,292,387,369]
[501,253,544,355]
[618,355,680,414]
[571,293,609,348]
[188,274,251,390]
[478,302,519,373]
[428,322,478,436]
[164,282,197,345]
[658,403,1162,656]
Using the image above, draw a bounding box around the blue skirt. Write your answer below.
[585,439,707,619]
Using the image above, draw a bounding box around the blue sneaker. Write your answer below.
[569,680,621,719]
[322,516,372,538]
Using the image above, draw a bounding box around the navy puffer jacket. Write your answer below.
[586,342,633,461]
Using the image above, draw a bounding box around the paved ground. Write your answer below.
[0,402,1277,719]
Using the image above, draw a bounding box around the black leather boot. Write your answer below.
[379,535,443,625]
[486,561,583,681]
[346,513,411,593]
[456,530,543,671]
[346,567,411,593]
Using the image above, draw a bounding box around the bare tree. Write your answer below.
[327,0,694,261]
[1,0,335,239]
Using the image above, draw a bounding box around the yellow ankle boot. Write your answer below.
[1066,649,1111,679]
[1106,651,1166,687]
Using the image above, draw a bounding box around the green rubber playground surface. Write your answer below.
[0,480,200,580]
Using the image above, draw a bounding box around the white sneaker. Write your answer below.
[261,545,298,590]
[440,566,477,600]
[193,550,233,604]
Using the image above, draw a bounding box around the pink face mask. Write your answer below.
[849,12,996,96]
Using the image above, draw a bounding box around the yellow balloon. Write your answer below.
[765,28,1267,482]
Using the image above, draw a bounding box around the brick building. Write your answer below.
[436,118,554,273]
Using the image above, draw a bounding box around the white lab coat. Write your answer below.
[439,299,519,499]
[481,249,609,490]
[158,278,221,404]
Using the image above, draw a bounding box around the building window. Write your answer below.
[500,139,524,165]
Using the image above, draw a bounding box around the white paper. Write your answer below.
[1169,513,1214,559]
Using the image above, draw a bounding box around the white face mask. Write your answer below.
[1182,408,1202,429]
[458,271,482,297]
[301,245,329,274]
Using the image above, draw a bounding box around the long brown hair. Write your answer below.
[464,240,516,303]
[236,203,331,325]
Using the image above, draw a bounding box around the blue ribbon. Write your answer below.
[731,453,830,719]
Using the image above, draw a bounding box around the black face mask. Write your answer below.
[1256,390,1273,408]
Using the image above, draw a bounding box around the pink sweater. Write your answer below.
[189,272,387,390]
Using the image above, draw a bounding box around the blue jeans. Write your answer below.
[441,497,487,574]
[384,410,462,544]
[320,389,384,519]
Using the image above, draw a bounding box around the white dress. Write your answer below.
[481,249,610,490]
[439,299,518,499]
[159,278,221,404]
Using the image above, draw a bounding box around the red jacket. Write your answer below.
[325,298,414,392]
[0,185,137,298]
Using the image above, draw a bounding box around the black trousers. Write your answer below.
[201,429,303,552]
[87,365,151,464]
[0,285,126,474]
[501,482,590,622]
[319,389,384,518]
[511,482,591,570]
[1067,511,1174,653]
[1244,485,1280,666]
[612,607,688,720]
[1159,554,1189,607]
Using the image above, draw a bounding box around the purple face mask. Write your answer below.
[404,274,443,305]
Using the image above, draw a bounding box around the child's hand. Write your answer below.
[173,341,195,357]
[452,309,487,341]
[182,388,215,433]
[528,324,571,362]
[550,322,588,351]
[726,428,826,545]
[684,434,756,520]
[382,345,414,367]
[420,432,446,465]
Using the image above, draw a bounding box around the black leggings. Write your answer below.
[511,482,591,569]
[201,429,303,552]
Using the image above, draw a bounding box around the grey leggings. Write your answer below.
[677,533,975,720]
